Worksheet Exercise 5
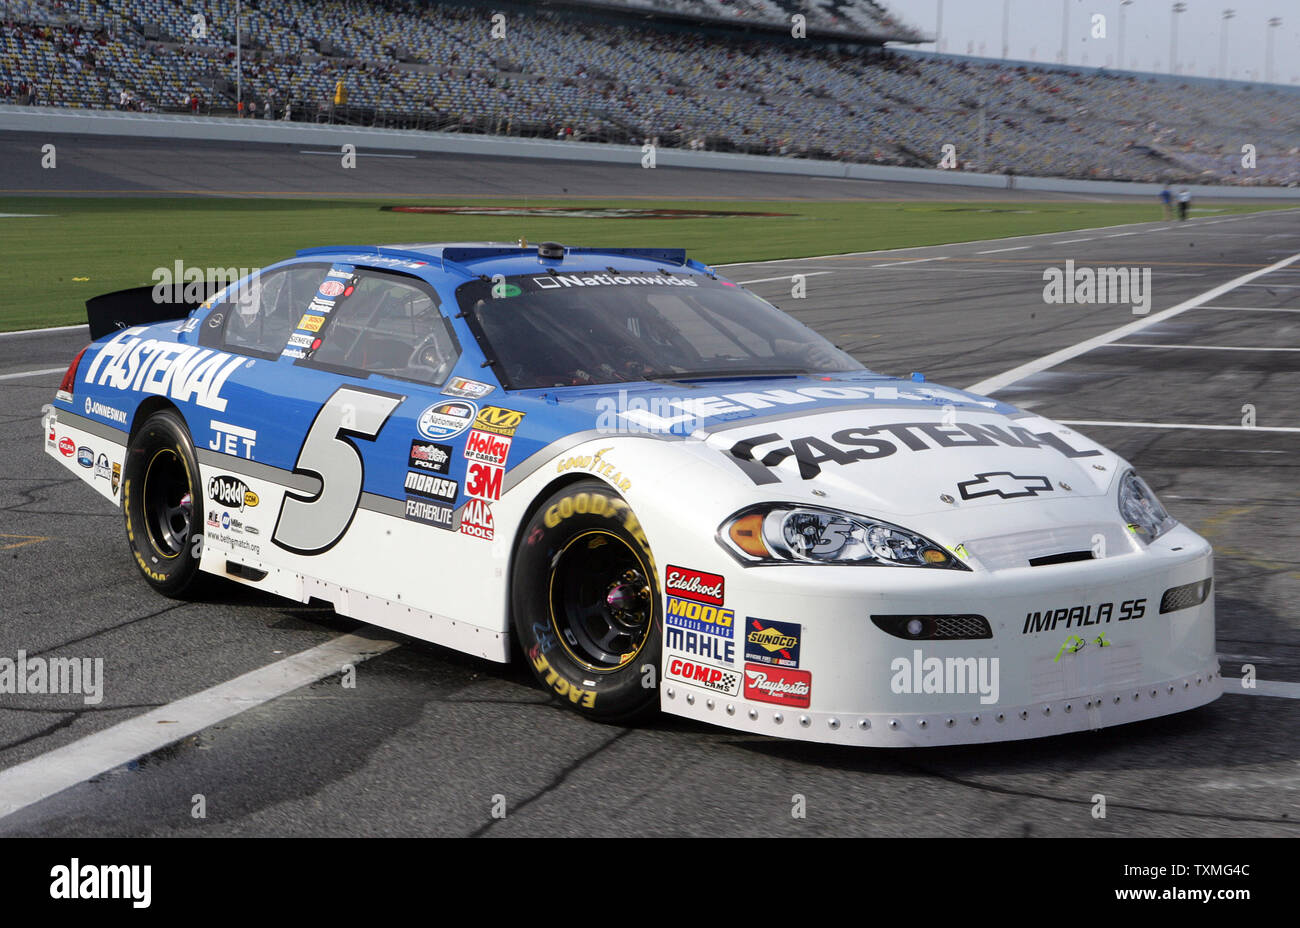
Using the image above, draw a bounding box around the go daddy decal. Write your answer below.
[84,329,244,413]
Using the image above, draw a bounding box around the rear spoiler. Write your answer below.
[86,283,220,341]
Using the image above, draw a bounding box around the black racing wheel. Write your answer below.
[122,409,206,598]
[512,480,661,721]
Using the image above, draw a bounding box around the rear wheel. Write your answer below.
[512,480,661,722]
[122,409,205,598]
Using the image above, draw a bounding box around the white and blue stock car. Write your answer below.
[41,241,1221,746]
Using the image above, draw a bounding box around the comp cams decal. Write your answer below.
[666,655,741,697]
[727,421,1102,485]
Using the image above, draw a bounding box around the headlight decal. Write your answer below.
[1118,470,1177,543]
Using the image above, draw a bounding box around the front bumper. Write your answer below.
[659,523,1220,746]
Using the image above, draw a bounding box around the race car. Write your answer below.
[40,240,1221,746]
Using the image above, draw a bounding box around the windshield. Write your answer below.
[459,270,862,389]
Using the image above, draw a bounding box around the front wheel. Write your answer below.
[512,480,661,722]
[122,409,206,598]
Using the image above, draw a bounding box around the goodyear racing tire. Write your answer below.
[513,480,661,722]
[122,409,206,598]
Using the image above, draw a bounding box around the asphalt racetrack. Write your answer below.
[0,138,1297,836]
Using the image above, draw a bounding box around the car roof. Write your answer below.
[294,242,716,280]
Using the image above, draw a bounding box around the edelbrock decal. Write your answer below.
[83,330,244,413]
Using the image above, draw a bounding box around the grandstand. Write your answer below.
[1,0,1297,185]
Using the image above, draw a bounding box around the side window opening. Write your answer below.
[210,264,328,357]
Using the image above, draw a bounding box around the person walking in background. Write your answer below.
[1177,188,1191,221]
[1159,185,1173,220]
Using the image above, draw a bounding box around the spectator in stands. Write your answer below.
[1159,185,1172,219]
[249,99,257,118]
[1177,188,1191,220]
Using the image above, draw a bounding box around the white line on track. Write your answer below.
[1106,343,1300,352]
[965,248,1300,396]
[0,323,87,338]
[975,245,1031,254]
[0,366,66,381]
[0,631,399,820]
[869,257,949,269]
[1103,231,1138,238]
[1059,419,1300,433]
[1053,238,1095,244]
[1220,679,1300,700]
[736,271,833,285]
[1198,306,1300,313]
[1238,282,1300,288]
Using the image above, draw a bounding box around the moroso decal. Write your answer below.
[472,406,525,437]
[744,618,800,668]
[664,565,724,607]
[666,655,741,697]
[83,330,245,413]
[744,665,811,707]
[726,422,1102,485]
[403,471,458,503]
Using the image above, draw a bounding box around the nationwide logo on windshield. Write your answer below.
[957,472,1053,501]
[532,273,699,289]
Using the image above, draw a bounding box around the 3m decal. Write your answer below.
[743,665,811,707]
[727,422,1102,485]
[957,472,1053,501]
[466,461,504,502]
[666,655,741,697]
[273,386,403,555]
[83,330,244,413]
[744,619,801,668]
[664,565,724,607]
[417,400,476,440]
[472,406,525,437]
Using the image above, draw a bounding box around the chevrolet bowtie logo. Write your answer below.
[957,472,1053,500]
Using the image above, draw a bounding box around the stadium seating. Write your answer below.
[2,0,1296,185]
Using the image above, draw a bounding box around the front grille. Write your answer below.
[1160,578,1213,614]
[872,614,993,640]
